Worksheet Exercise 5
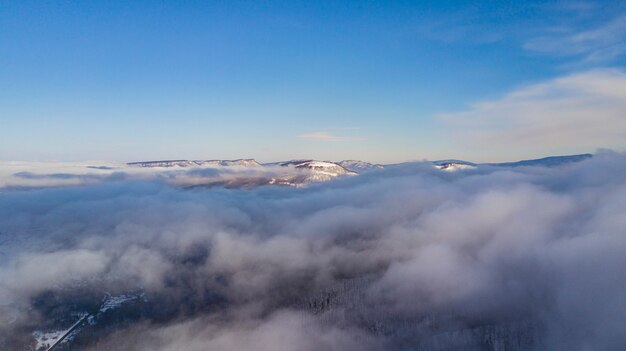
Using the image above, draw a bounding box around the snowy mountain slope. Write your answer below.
[279,160,356,175]
[338,160,384,173]
[276,160,357,183]
[432,160,477,171]
[179,160,359,188]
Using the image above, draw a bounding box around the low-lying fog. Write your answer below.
[1,152,624,350]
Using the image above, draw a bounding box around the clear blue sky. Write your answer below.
[1,1,625,163]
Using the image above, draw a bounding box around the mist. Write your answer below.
[0,152,625,350]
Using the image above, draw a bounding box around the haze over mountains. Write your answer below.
[0,154,593,191]
[124,153,594,173]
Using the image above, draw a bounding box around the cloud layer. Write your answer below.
[1,152,625,350]
[439,69,626,160]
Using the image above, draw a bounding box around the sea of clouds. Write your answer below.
[0,152,625,350]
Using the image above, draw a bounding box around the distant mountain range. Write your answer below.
[430,153,593,171]
[119,154,596,189]
[127,159,262,168]
[128,154,592,173]
[2,154,588,191]
[485,154,592,167]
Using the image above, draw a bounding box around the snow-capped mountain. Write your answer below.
[138,159,361,188]
[432,160,477,171]
[274,160,357,184]
[338,160,384,173]
[279,160,356,175]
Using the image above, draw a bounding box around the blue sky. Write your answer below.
[1,0,625,163]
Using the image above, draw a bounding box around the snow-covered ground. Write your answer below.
[31,292,145,350]
[99,293,142,314]
[338,160,384,172]
[434,162,476,171]
[33,313,88,351]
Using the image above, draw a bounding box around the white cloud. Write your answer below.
[438,69,626,159]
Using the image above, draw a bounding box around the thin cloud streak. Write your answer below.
[297,131,364,142]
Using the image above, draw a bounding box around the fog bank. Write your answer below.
[0,152,625,350]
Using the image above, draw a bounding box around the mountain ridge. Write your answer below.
[126,154,594,175]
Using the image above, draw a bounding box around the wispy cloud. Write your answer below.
[297,131,363,142]
[438,69,626,158]
[524,14,626,64]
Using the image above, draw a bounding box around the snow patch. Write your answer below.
[99,293,141,314]
[33,313,88,351]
